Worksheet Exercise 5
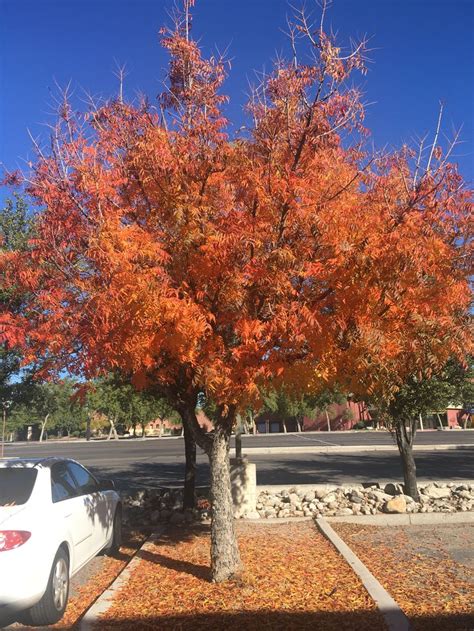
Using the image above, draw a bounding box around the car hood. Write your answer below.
[0,505,27,526]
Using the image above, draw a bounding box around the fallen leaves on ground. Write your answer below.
[13,529,148,630]
[96,521,386,630]
[334,523,474,630]
[57,530,148,629]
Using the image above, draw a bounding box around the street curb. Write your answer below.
[326,511,474,526]
[77,526,167,631]
[231,444,474,455]
[240,512,474,526]
[316,517,411,631]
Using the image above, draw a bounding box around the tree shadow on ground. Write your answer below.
[137,548,211,581]
[76,609,474,631]
[89,448,474,490]
[138,523,211,580]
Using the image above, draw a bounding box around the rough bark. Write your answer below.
[183,421,196,509]
[394,419,420,501]
[209,425,241,582]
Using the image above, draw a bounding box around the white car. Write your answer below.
[0,457,122,627]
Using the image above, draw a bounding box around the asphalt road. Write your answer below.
[3,431,473,489]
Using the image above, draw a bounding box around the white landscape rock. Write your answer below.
[422,484,452,499]
[119,481,473,525]
[384,496,407,514]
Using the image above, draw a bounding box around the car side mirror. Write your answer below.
[98,479,116,491]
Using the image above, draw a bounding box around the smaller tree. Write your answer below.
[370,358,473,501]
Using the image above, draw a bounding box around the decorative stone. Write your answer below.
[384,496,407,513]
[422,484,451,499]
[150,510,160,523]
[169,511,186,524]
[368,490,392,502]
[338,508,353,515]
[289,493,300,505]
[384,483,404,496]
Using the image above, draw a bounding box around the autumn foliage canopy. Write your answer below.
[1,2,472,420]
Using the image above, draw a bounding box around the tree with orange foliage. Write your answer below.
[1,1,472,581]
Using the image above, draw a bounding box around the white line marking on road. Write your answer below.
[288,434,339,446]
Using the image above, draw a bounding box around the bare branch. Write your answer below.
[426,100,444,173]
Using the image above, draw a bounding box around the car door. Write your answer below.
[50,462,94,571]
[66,462,112,554]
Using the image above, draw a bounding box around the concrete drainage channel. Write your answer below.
[77,511,474,631]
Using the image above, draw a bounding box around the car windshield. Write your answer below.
[0,468,38,506]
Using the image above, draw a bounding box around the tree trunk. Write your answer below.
[85,414,91,441]
[282,420,287,433]
[418,413,424,432]
[325,410,331,432]
[394,420,420,501]
[296,418,302,432]
[39,413,50,442]
[235,414,243,460]
[399,442,420,501]
[247,410,256,435]
[183,421,196,509]
[209,426,241,582]
[107,417,119,440]
[436,413,444,429]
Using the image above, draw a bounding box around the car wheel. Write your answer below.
[106,506,122,555]
[24,547,69,626]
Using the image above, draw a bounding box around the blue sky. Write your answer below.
[1,0,473,199]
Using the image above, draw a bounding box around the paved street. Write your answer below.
[3,432,473,489]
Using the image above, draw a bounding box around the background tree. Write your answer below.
[0,195,34,402]
[1,0,471,581]
[6,378,85,440]
[369,358,474,500]
[262,386,347,432]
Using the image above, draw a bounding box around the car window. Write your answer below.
[67,462,98,496]
[0,469,38,506]
[51,462,79,503]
